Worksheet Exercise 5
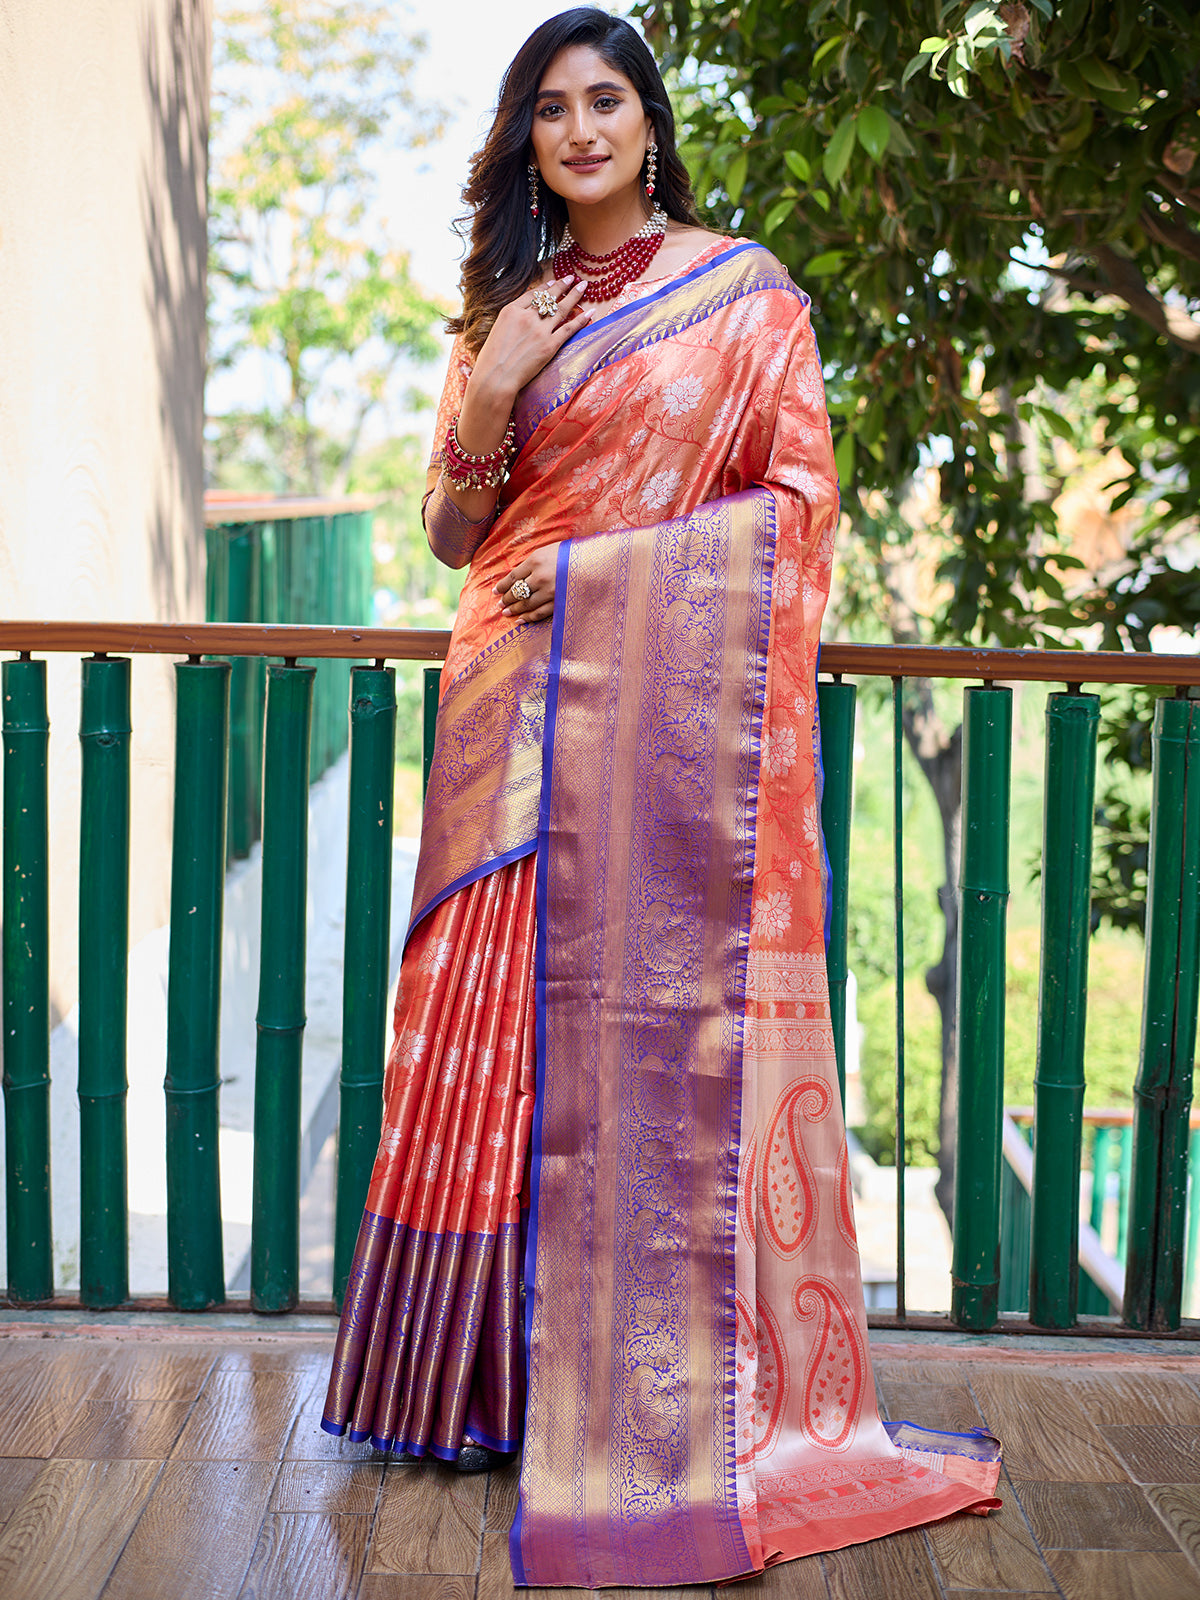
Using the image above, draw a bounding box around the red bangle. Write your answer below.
[443,415,516,491]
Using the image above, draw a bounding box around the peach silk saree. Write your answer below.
[322,238,1001,1587]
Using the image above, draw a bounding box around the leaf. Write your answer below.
[919,35,948,53]
[810,187,831,212]
[964,1,999,38]
[1078,55,1133,94]
[812,33,845,68]
[883,113,916,156]
[764,197,795,235]
[857,105,891,161]
[1038,406,1076,443]
[901,53,932,88]
[1029,0,1052,14]
[823,113,857,186]
[1057,104,1094,152]
[784,149,812,182]
[726,150,749,206]
[804,250,847,275]
[834,429,856,486]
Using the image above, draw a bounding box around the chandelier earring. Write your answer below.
[644,141,658,199]
[528,163,540,219]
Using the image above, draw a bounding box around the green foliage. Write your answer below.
[644,0,1200,934]
[208,0,448,495]
[643,0,1200,644]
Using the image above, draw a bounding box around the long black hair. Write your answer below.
[447,7,700,354]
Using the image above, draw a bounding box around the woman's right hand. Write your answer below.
[465,275,591,416]
[437,277,590,529]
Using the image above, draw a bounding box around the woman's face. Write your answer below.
[529,45,653,212]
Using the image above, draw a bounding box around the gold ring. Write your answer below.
[530,288,558,319]
[511,578,532,601]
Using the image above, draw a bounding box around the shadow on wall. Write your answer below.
[141,0,208,623]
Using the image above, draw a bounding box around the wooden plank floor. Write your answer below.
[2,1326,1200,1598]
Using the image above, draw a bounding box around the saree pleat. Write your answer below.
[323,853,537,1456]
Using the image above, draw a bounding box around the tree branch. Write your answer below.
[1038,248,1200,354]
[1139,202,1200,268]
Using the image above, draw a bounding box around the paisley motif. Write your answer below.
[760,1076,830,1258]
[734,1291,789,1465]
[740,1134,757,1247]
[623,1363,679,1441]
[835,1139,857,1248]
[793,1277,867,1451]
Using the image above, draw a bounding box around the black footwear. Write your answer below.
[453,1444,517,1474]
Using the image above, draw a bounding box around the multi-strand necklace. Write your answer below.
[553,206,669,302]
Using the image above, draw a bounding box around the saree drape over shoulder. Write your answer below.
[323,239,1001,1587]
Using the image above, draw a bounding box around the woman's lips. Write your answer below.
[563,155,609,170]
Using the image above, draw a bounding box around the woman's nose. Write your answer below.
[568,110,595,145]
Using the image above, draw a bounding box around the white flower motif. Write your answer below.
[773,558,799,609]
[661,374,705,418]
[394,1030,427,1072]
[487,1130,507,1150]
[802,806,820,851]
[479,1178,497,1198]
[419,937,454,978]
[794,361,827,411]
[763,334,789,381]
[774,462,821,500]
[530,444,568,472]
[712,389,749,436]
[762,724,798,779]
[582,371,622,416]
[752,889,792,942]
[422,1141,443,1182]
[492,1080,510,1102]
[641,467,683,512]
[459,1147,478,1176]
[477,1047,496,1079]
[727,297,766,337]
[568,461,603,497]
[381,1123,405,1157]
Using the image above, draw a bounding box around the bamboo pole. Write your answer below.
[78,655,132,1308]
[951,685,1012,1330]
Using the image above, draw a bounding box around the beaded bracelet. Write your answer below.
[442,415,516,492]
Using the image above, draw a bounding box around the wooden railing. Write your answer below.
[2,623,1199,1332]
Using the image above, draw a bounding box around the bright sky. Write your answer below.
[379,1,632,310]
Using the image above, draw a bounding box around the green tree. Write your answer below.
[208,0,447,494]
[642,0,1200,1218]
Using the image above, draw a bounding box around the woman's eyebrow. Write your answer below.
[534,81,627,101]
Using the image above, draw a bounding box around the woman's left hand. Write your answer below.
[495,542,561,624]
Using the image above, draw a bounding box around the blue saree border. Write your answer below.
[406,839,536,948]
[509,538,570,1587]
[515,241,806,450]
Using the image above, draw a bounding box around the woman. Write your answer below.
[322,8,1001,1587]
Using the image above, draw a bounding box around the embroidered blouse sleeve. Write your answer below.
[423,334,498,570]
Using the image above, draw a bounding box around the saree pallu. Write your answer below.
[323,239,1001,1586]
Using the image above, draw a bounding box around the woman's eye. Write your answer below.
[594,96,619,110]
[538,102,564,117]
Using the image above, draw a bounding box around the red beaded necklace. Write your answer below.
[553,206,669,302]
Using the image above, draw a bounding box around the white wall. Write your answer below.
[0,0,210,1023]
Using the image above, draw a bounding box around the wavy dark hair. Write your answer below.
[447,7,701,355]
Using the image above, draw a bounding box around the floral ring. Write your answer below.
[510,578,532,601]
[530,288,558,319]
